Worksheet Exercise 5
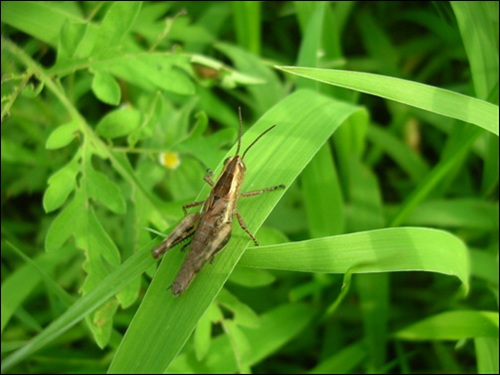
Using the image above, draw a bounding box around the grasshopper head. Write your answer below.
[222,154,246,180]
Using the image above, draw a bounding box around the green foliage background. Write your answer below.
[1,2,498,373]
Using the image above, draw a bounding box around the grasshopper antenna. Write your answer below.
[235,107,243,156]
[242,124,277,160]
[236,107,277,160]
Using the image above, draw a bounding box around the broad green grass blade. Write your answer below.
[276,66,499,136]
[107,90,366,373]
[394,311,498,340]
[0,249,155,373]
[239,227,470,292]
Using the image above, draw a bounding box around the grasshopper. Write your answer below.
[152,109,285,295]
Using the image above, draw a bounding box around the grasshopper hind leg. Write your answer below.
[235,211,259,246]
[151,213,200,259]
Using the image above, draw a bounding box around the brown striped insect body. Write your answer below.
[152,109,284,295]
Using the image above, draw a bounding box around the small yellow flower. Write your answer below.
[159,151,181,170]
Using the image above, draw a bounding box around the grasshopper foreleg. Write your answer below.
[181,170,215,215]
[182,200,204,216]
[204,169,215,186]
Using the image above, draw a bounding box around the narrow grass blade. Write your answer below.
[276,66,499,136]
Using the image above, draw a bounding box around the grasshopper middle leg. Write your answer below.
[235,183,286,245]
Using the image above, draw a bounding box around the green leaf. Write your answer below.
[224,320,252,373]
[57,20,89,61]
[77,208,121,293]
[76,206,121,348]
[91,70,121,105]
[168,303,315,373]
[1,138,37,164]
[194,303,222,361]
[43,155,80,213]
[91,54,195,95]
[239,227,470,292]
[276,66,499,136]
[96,107,142,139]
[92,2,142,57]
[109,151,170,231]
[86,166,126,214]
[45,120,80,150]
[45,191,84,252]
[217,289,259,328]
[20,80,44,99]
[86,299,119,349]
[395,311,498,340]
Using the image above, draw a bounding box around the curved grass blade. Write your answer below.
[239,227,470,292]
[276,66,498,136]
